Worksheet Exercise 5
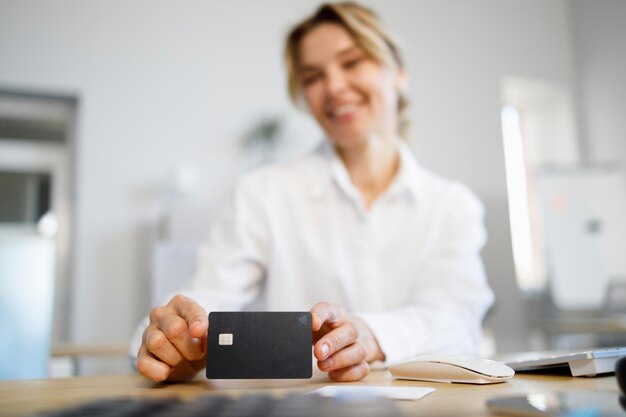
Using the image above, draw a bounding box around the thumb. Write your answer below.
[188,316,208,339]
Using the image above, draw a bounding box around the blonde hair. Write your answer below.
[285,2,410,139]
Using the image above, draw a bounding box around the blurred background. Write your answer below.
[0,0,625,378]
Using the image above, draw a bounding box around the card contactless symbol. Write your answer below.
[206,312,312,379]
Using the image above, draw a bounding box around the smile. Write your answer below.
[328,103,360,120]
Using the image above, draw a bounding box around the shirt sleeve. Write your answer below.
[355,185,494,365]
[129,175,269,361]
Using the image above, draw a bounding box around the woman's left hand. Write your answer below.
[310,302,386,381]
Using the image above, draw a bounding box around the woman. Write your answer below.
[133,2,494,383]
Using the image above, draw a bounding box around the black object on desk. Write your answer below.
[617,356,626,395]
[33,393,405,417]
[487,391,624,416]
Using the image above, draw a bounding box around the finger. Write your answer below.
[144,327,184,367]
[136,344,172,382]
[201,333,207,353]
[310,302,346,331]
[314,322,358,361]
[318,342,366,372]
[159,313,205,361]
[169,295,208,339]
[328,361,370,382]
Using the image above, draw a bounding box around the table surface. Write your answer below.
[538,316,626,334]
[0,369,619,417]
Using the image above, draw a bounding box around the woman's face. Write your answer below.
[298,23,405,150]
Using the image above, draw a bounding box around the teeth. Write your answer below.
[332,104,357,117]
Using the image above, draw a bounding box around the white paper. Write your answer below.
[310,385,435,401]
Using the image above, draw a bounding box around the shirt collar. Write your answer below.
[392,140,422,204]
[308,139,422,205]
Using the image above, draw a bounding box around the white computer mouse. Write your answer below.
[390,355,515,384]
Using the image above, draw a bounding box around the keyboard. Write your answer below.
[34,393,405,417]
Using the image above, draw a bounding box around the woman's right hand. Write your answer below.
[136,294,208,382]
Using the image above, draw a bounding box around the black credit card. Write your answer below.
[206,312,312,379]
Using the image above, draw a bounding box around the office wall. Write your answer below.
[0,0,322,357]
[570,0,626,164]
[0,0,578,370]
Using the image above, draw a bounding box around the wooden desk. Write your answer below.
[0,370,619,417]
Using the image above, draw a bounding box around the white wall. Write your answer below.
[0,0,322,352]
[0,0,581,364]
[570,0,626,164]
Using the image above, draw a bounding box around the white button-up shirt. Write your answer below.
[132,140,494,366]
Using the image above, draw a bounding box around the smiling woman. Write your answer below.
[284,3,410,208]
[297,24,402,151]
[132,1,494,384]
[285,3,409,144]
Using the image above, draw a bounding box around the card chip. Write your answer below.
[218,333,233,346]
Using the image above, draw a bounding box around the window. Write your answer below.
[500,77,579,295]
